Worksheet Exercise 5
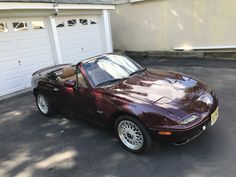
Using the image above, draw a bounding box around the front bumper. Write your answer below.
[149,89,218,145]
[150,116,212,145]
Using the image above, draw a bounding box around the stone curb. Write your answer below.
[114,50,236,60]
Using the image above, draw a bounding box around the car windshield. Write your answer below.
[82,55,144,87]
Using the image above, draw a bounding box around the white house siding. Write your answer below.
[111,0,236,51]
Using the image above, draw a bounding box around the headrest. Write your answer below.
[62,66,75,78]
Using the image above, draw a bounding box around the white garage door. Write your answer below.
[56,15,103,64]
[0,17,55,96]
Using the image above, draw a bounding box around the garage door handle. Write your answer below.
[18,60,21,66]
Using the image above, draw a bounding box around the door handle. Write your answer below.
[53,88,59,92]
[18,60,21,66]
[96,110,103,114]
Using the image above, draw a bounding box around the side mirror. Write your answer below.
[64,80,76,88]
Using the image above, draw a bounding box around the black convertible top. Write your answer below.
[32,64,70,75]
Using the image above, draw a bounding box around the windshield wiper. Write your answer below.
[129,68,147,76]
[96,78,126,87]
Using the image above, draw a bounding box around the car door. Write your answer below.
[62,70,98,121]
[66,87,97,118]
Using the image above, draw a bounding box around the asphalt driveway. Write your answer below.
[0,58,236,177]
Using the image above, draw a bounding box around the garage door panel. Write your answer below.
[1,71,20,80]
[62,46,81,54]
[58,30,100,38]
[0,63,18,74]
[21,56,54,68]
[21,57,43,68]
[83,50,101,57]
[80,39,102,45]
[36,39,52,47]
[0,59,18,72]
[31,31,48,36]
[20,54,54,80]
[0,52,18,63]
[82,44,103,52]
[37,53,55,61]
[60,42,84,49]
[19,47,53,58]
[60,39,101,50]
[3,76,23,90]
[62,51,82,60]
[0,40,15,53]
[38,51,54,58]
[16,39,36,49]
[84,45,102,52]
[34,35,52,45]
[61,45,82,51]
[1,66,19,76]
[0,35,14,42]
[59,36,98,43]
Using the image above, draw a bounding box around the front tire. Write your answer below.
[114,115,153,154]
[36,92,54,117]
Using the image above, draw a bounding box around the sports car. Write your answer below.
[31,54,219,153]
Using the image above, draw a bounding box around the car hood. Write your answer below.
[106,68,208,119]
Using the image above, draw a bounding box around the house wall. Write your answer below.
[110,0,236,51]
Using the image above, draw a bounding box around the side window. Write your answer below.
[90,20,97,25]
[0,22,8,32]
[79,19,88,25]
[13,22,28,31]
[32,21,45,30]
[56,21,65,28]
[68,19,77,27]
[77,70,88,88]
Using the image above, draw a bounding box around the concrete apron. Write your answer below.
[0,88,31,102]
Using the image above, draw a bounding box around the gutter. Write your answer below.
[0,2,115,10]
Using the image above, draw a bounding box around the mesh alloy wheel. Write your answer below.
[118,120,144,150]
[115,115,153,154]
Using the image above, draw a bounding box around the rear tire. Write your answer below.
[114,115,153,154]
[36,92,55,117]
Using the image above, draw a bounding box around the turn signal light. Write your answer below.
[158,131,172,135]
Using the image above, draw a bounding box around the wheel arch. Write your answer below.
[110,111,148,130]
[111,111,136,123]
[111,110,154,153]
[33,81,45,96]
[33,88,38,96]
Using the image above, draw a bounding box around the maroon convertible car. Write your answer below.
[31,54,219,153]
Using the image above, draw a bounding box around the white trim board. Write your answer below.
[102,9,113,53]
[174,45,236,51]
[0,2,115,10]
[47,16,63,65]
